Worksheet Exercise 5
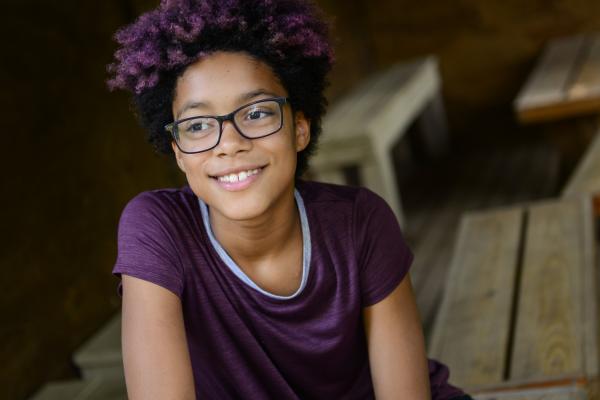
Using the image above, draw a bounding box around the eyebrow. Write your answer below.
[176,89,283,119]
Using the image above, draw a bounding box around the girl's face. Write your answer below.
[171,51,310,223]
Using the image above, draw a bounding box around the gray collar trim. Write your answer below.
[198,189,311,300]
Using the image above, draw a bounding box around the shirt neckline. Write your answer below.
[198,189,312,300]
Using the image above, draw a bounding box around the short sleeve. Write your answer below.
[112,192,184,299]
[354,188,414,307]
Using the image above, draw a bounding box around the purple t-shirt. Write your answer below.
[113,180,465,399]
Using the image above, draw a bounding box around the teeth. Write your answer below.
[217,168,260,183]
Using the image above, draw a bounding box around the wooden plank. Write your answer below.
[568,34,600,101]
[31,375,127,400]
[474,385,587,400]
[515,35,586,112]
[516,34,600,122]
[322,61,416,140]
[366,57,439,148]
[74,312,123,379]
[320,57,439,143]
[428,207,524,388]
[580,197,599,380]
[517,98,600,123]
[360,145,406,227]
[562,129,600,200]
[417,150,512,338]
[510,198,593,382]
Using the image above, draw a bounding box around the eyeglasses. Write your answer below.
[165,97,288,154]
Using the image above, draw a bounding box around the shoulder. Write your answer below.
[296,179,375,206]
[121,186,197,219]
[297,180,389,218]
[118,186,199,234]
[123,186,195,211]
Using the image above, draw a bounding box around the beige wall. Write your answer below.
[3,1,600,398]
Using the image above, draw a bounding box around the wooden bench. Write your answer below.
[474,386,588,400]
[514,33,600,124]
[428,196,598,398]
[563,128,600,215]
[31,313,126,399]
[310,56,448,227]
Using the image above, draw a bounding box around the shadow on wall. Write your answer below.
[1,1,182,399]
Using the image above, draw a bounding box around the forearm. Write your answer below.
[364,276,431,399]
[367,322,430,399]
[122,275,196,400]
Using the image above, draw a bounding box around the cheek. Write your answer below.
[276,131,301,164]
[179,155,209,179]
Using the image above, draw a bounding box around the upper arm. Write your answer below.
[363,275,431,400]
[353,189,413,307]
[121,274,196,400]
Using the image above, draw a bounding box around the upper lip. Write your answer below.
[209,165,266,178]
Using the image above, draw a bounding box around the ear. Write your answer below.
[171,141,187,173]
[294,111,311,152]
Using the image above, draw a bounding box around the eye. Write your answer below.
[180,118,217,135]
[190,122,211,131]
[245,108,273,121]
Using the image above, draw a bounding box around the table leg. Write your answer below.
[360,148,406,229]
[418,91,449,158]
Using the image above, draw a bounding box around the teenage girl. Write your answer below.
[109,0,471,398]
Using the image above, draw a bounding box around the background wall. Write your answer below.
[322,0,600,152]
[0,2,180,399]
[2,1,600,399]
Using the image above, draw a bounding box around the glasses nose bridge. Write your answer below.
[216,110,250,146]
[217,111,243,137]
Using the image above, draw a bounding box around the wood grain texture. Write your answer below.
[473,385,587,400]
[316,56,439,145]
[517,97,600,123]
[310,57,444,225]
[510,198,593,382]
[562,129,600,199]
[569,35,600,101]
[515,34,600,122]
[579,197,599,380]
[515,35,586,110]
[428,207,523,388]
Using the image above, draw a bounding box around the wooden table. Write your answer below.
[310,56,448,227]
[514,33,600,124]
[428,197,598,398]
[474,386,588,400]
[563,127,600,215]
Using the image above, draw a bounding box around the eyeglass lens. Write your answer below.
[174,99,283,153]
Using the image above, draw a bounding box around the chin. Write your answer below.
[212,194,272,222]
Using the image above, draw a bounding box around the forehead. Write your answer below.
[173,52,286,112]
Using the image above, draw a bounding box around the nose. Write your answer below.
[215,119,251,157]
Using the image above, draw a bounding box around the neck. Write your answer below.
[208,187,301,266]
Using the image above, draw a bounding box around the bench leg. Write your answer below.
[360,149,406,229]
[309,153,406,229]
[418,91,449,158]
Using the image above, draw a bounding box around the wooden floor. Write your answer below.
[397,140,562,344]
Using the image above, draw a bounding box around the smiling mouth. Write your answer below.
[211,167,264,183]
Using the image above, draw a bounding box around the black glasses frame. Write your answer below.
[165,96,288,154]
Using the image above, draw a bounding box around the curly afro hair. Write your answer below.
[107,0,334,177]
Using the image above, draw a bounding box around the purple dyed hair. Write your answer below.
[108,0,334,94]
[107,0,335,177]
